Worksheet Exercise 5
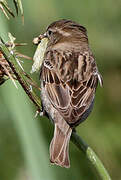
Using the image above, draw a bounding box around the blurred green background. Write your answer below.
[0,0,121,179]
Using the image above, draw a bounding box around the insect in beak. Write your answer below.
[31,34,48,73]
[33,33,47,45]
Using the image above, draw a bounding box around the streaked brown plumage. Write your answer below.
[39,19,103,168]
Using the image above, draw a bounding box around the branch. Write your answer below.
[0,38,41,111]
[0,38,111,180]
[71,132,111,180]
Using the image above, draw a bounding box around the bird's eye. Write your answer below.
[48,30,52,36]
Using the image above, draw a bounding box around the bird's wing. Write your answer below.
[41,50,102,125]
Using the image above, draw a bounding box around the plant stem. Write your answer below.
[0,38,41,111]
[0,38,111,180]
[71,132,111,180]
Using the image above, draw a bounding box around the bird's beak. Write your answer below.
[33,33,47,45]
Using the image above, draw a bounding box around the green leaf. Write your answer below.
[0,0,15,18]
[0,0,24,22]
[14,0,24,23]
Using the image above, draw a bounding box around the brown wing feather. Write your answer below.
[41,50,101,125]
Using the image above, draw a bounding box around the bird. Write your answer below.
[39,19,103,168]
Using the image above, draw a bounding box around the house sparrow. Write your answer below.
[39,19,102,168]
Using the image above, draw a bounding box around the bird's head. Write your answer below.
[45,19,88,46]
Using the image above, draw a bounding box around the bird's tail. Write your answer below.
[50,121,72,168]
